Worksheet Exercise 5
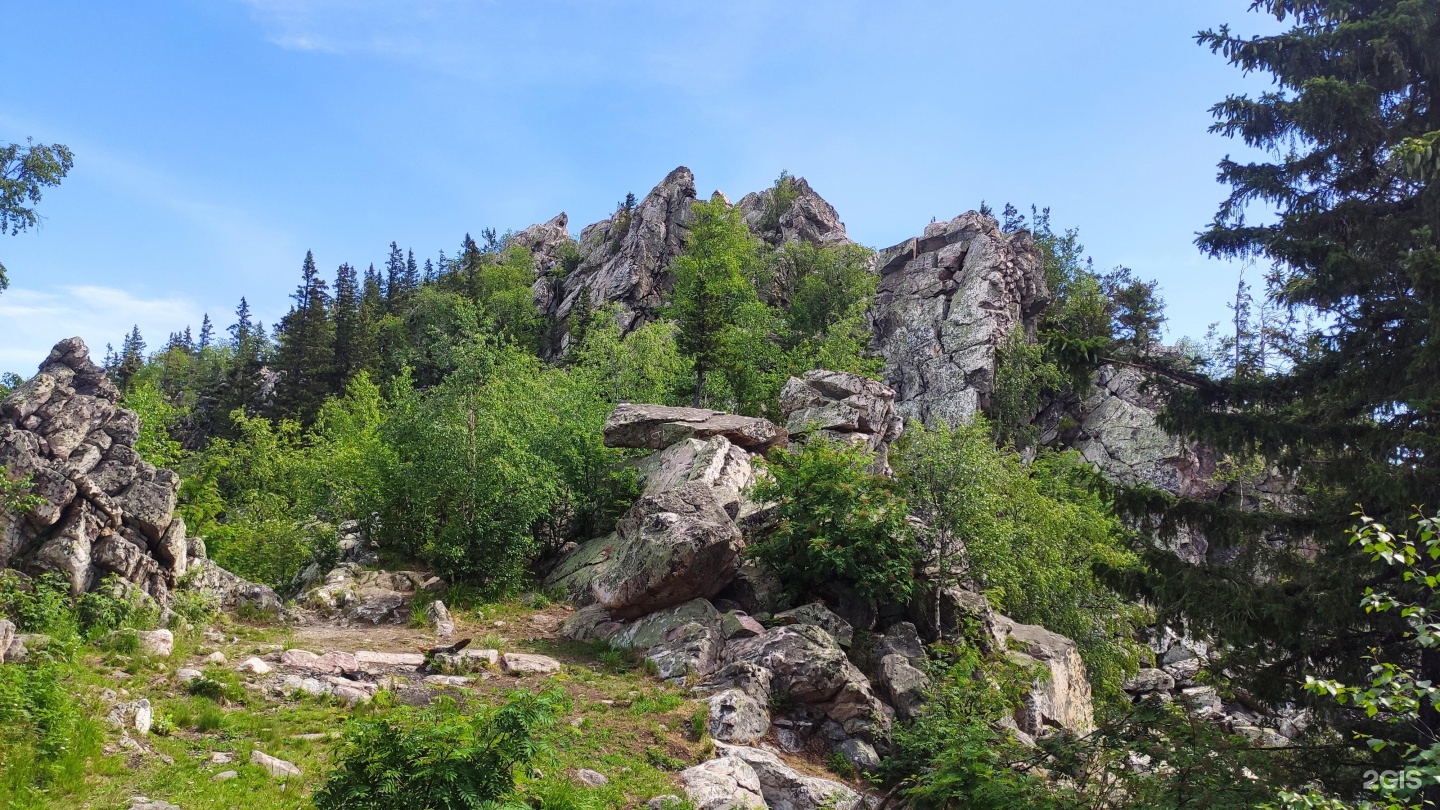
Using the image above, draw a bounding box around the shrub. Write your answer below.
[893,418,1144,699]
[749,437,917,604]
[75,575,158,638]
[312,690,566,810]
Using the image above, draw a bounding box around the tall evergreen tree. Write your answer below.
[667,198,760,406]
[115,325,145,391]
[273,250,336,422]
[332,262,362,385]
[197,313,214,351]
[1142,1,1440,786]
[384,242,406,310]
[405,249,419,292]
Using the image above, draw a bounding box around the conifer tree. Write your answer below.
[197,314,214,351]
[405,249,419,292]
[1144,1,1440,779]
[384,242,406,310]
[667,198,760,406]
[273,250,336,422]
[332,262,362,385]
[115,325,146,391]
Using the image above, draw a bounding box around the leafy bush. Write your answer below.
[0,571,76,637]
[379,341,637,593]
[312,690,566,810]
[893,418,1144,699]
[749,437,917,604]
[75,575,158,638]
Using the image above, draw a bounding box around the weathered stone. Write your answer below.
[427,599,456,638]
[736,175,851,247]
[1124,668,1176,694]
[500,652,561,675]
[720,611,765,640]
[706,688,770,744]
[212,770,239,782]
[713,742,864,810]
[236,656,272,675]
[536,167,698,358]
[116,480,176,543]
[591,482,743,618]
[128,797,182,810]
[717,560,791,617]
[560,604,622,642]
[250,749,302,779]
[775,603,853,648]
[176,668,203,684]
[871,212,1049,428]
[999,616,1094,736]
[137,629,174,658]
[604,403,787,453]
[877,654,930,720]
[780,370,904,475]
[678,755,767,810]
[837,737,881,772]
[0,618,13,663]
[574,768,609,788]
[633,434,755,518]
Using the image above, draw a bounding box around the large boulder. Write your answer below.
[0,338,262,604]
[712,742,864,810]
[999,616,1095,736]
[609,598,725,680]
[633,435,754,518]
[719,623,892,744]
[604,403,787,453]
[678,755,767,810]
[588,482,744,618]
[869,212,1050,428]
[779,370,903,475]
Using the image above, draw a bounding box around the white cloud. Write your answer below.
[0,285,204,374]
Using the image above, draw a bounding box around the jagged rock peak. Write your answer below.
[534,166,698,358]
[736,175,850,247]
[869,211,1050,428]
[509,212,572,273]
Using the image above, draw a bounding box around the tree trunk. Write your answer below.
[693,368,705,408]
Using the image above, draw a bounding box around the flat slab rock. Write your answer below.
[500,652,561,675]
[604,403,787,452]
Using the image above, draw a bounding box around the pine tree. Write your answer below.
[273,250,336,422]
[1143,2,1440,785]
[229,297,254,349]
[116,325,146,391]
[667,198,760,406]
[423,257,437,285]
[198,314,214,351]
[384,242,405,310]
[405,249,419,293]
[332,262,362,385]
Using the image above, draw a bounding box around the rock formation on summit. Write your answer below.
[0,338,275,610]
[868,212,1051,428]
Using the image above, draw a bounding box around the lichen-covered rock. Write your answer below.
[604,403,786,453]
[589,482,744,618]
[536,167,698,358]
[736,175,851,248]
[706,689,770,744]
[779,370,903,475]
[678,755,767,810]
[999,616,1095,736]
[1,338,264,605]
[610,598,725,680]
[870,212,1049,428]
[633,435,754,518]
[712,742,864,810]
[775,603,853,648]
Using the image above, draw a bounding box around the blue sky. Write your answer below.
[0,1,1276,374]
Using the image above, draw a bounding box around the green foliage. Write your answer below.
[379,341,637,592]
[312,690,566,810]
[0,571,78,637]
[0,138,74,292]
[894,418,1143,698]
[74,576,158,639]
[0,465,43,517]
[568,308,692,407]
[758,170,800,233]
[120,380,186,468]
[0,650,102,806]
[1273,513,1440,809]
[669,198,762,405]
[749,437,917,604]
[885,641,1058,809]
[991,328,1061,448]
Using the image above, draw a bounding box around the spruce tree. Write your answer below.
[197,314,214,351]
[332,262,362,385]
[667,198,760,406]
[273,250,336,422]
[384,242,406,310]
[1143,1,1440,781]
[115,325,145,391]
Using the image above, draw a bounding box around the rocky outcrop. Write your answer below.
[999,616,1095,737]
[604,403,788,453]
[869,212,1050,428]
[735,176,851,248]
[535,167,698,358]
[779,370,903,476]
[0,338,272,608]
